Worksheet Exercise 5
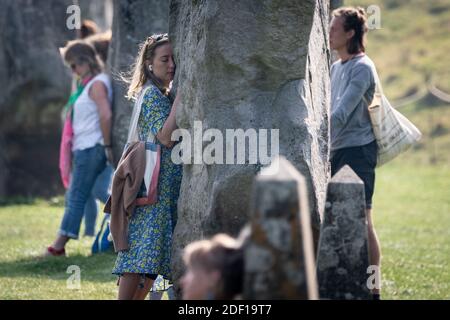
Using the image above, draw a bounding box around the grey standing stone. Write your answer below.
[107,0,169,163]
[0,0,76,198]
[330,0,343,12]
[76,0,114,31]
[169,0,330,296]
[243,156,318,299]
[329,0,343,63]
[317,165,371,300]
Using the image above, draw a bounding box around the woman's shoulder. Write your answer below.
[142,83,168,104]
[350,55,376,81]
[89,73,112,89]
[353,55,376,72]
[92,72,111,82]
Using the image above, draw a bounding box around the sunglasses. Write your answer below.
[147,33,168,43]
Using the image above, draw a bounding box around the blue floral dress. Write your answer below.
[112,84,182,282]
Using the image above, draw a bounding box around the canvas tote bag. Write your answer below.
[367,69,422,167]
[125,85,161,205]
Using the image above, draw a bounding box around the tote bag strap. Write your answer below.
[363,66,384,107]
[127,85,157,144]
[373,67,384,96]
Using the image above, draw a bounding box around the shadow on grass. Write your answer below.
[0,196,37,206]
[0,251,117,283]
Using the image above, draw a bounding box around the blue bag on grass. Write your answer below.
[91,214,113,254]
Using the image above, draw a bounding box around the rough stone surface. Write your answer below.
[76,0,114,31]
[0,0,76,198]
[108,0,169,163]
[330,0,343,12]
[243,156,318,299]
[170,0,330,294]
[316,165,371,300]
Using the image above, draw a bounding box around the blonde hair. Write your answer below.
[183,233,244,299]
[62,39,104,75]
[124,33,171,100]
[332,6,368,54]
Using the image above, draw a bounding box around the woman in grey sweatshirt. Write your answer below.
[329,6,381,300]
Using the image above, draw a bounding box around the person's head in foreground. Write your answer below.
[181,233,244,300]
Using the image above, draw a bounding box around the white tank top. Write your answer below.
[72,73,113,151]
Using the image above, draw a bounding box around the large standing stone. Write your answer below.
[330,0,343,62]
[0,0,76,198]
[76,0,114,31]
[317,165,371,300]
[170,0,330,294]
[243,156,318,299]
[107,0,169,163]
[330,0,343,11]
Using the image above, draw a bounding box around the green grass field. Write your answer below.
[0,200,118,299]
[0,0,448,301]
[346,0,450,99]
[0,148,448,299]
[373,162,449,299]
[1,100,449,300]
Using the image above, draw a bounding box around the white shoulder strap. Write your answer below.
[126,85,156,143]
[372,65,383,95]
[363,66,384,106]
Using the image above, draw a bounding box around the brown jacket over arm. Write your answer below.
[104,141,145,252]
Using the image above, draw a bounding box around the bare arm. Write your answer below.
[90,81,112,146]
[156,92,181,148]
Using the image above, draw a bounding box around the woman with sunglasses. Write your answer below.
[111,34,182,300]
[45,40,113,256]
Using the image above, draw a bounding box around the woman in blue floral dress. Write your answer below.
[112,34,182,300]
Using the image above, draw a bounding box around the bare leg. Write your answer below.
[118,273,141,300]
[118,274,155,300]
[133,278,154,300]
[51,235,70,251]
[366,208,381,295]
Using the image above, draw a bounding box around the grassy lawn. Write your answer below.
[0,199,173,300]
[0,0,448,301]
[0,152,448,299]
[373,161,450,299]
[0,200,118,299]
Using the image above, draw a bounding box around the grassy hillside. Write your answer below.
[346,0,450,99]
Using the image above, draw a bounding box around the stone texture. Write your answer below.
[330,0,343,12]
[243,156,318,299]
[170,0,330,295]
[76,0,114,31]
[330,0,343,63]
[107,0,169,163]
[316,165,371,300]
[0,0,76,198]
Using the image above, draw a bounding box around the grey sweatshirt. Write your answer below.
[330,54,376,152]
